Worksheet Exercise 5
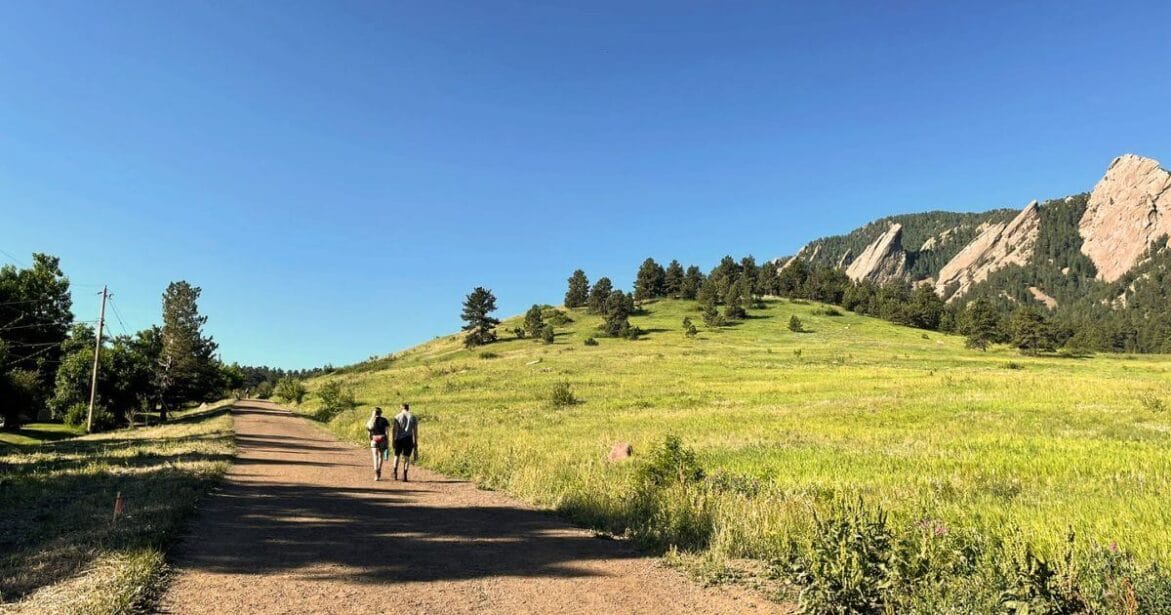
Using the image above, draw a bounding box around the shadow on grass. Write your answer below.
[0,415,232,603]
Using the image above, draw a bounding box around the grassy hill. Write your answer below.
[305,298,1171,609]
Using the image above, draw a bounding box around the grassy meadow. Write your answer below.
[305,298,1171,610]
[0,409,233,614]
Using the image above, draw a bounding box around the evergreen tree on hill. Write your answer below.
[959,297,1002,351]
[756,261,780,297]
[461,286,500,348]
[588,277,613,314]
[680,266,705,300]
[702,297,724,328]
[524,304,545,339]
[602,290,634,338]
[1010,307,1056,355]
[564,270,590,308]
[723,278,747,320]
[634,257,666,304]
[664,260,685,298]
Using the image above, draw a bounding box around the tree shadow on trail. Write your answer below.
[170,478,642,585]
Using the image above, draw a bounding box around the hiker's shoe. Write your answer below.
[375,470,381,481]
[393,468,399,481]
[403,470,409,482]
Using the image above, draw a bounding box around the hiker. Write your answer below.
[392,403,419,481]
[366,407,391,481]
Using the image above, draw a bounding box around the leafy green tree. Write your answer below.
[960,297,1002,351]
[680,266,704,300]
[588,277,613,314]
[273,376,307,404]
[1010,307,1055,355]
[602,290,633,337]
[159,281,221,415]
[524,304,545,338]
[461,286,500,348]
[0,254,73,427]
[50,324,105,422]
[776,258,809,296]
[564,270,590,308]
[634,258,666,304]
[664,260,685,298]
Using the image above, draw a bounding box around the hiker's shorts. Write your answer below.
[394,438,415,457]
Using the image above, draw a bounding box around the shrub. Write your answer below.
[273,377,307,404]
[1139,393,1167,413]
[478,351,500,359]
[814,306,842,316]
[550,381,577,407]
[583,337,599,346]
[541,325,556,344]
[793,498,895,614]
[637,435,704,488]
[315,380,356,422]
[682,316,698,338]
[999,538,1086,614]
[789,315,804,332]
[1004,361,1024,370]
[542,307,574,326]
[63,402,114,431]
[255,380,274,399]
[512,326,526,339]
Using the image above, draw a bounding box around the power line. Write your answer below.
[2,343,58,368]
[0,248,25,267]
[108,297,130,337]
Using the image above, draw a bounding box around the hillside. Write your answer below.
[305,298,1171,610]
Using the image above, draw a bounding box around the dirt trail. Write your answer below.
[160,401,781,614]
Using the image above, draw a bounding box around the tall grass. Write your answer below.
[304,298,1171,608]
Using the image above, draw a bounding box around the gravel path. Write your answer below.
[159,401,782,614]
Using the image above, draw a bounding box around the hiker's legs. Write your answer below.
[371,447,382,479]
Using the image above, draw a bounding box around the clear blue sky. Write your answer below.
[2,2,1169,368]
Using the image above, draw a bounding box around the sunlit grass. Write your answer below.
[305,298,1171,599]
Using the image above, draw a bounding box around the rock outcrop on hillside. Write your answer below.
[935,201,1041,300]
[845,223,906,283]
[1079,154,1171,282]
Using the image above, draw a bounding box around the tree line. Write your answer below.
[1,253,239,431]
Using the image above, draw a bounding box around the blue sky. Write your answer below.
[2,1,1169,368]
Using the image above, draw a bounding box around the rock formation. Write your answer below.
[1079,154,1171,282]
[845,223,906,283]
[936,201,1041,300]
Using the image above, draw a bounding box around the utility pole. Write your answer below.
[87,285,109,433]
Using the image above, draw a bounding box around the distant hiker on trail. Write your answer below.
[366,407,391,481]
[392,403,419,481]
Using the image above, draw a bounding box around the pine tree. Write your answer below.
[680,266,704,300]
[664,260,685,298]
[682,316,698,337]
[701,296,724,328]
[159,281,220,414]
[524,304,545,338]
[788,315,804,332]
[960,297,1002,351]
[588,277,613,314]
[634,258,666,304]
[1010,307,1055,355]
[723,277,747,320]
[756,261,780,298]
[461,287,500,348]
[602,290,633,337]
[696,277,718,306]
[906,283,945,330]
[564,270,590,308]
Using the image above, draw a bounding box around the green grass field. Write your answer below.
[0,409,233,614]
[306,298,1171,610]
[0,422,84,447]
